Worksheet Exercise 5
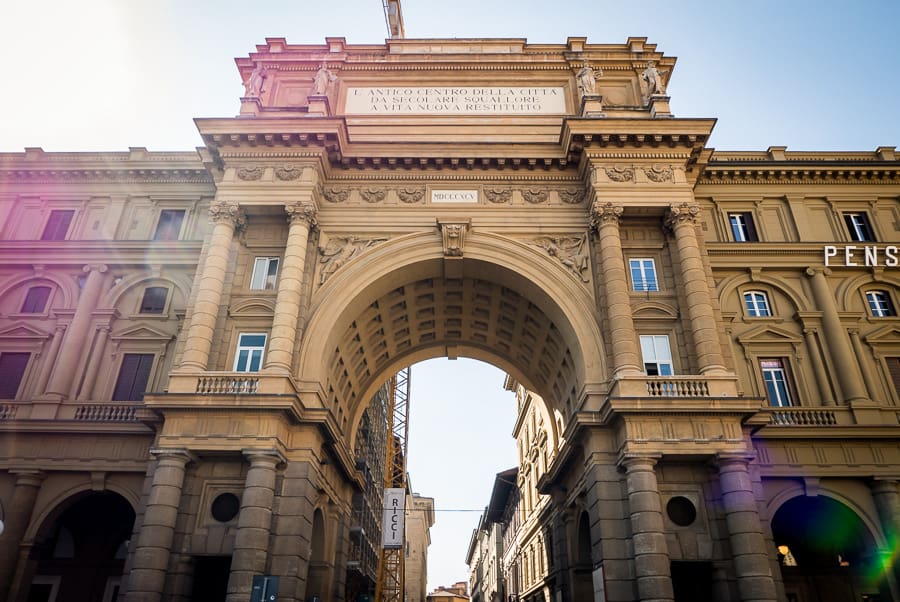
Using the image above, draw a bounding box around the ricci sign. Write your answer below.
[824,245,900,267]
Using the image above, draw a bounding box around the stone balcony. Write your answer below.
[608,374,740,399]
[166,371,301,396]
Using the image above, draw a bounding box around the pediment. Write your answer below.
[0,322,51,340]
[865,325,900,344]
[632,301,678,319]
[110,323,175,341]
[229,298,275,317]
[736,324,802,345]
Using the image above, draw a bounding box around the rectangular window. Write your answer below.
[760,358,794,407]
[234,333,267,372]
[250,257,280,290]
[0,353,30,398]
[153,209,186,241]
[866,291,895,317]
[843,212,876,242]
[728,212,758,242]
[40,210,75,241]
[887,358,900,399]
[21,286,51,313]
[629,258,659,292]
[139,287,168,314]
[743,291,772,317]
[640,335,674,376]
[112,353,154,401]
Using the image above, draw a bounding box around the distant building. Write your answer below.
[428,581,470,602]
[406,491,435,602]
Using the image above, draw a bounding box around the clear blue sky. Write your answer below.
[2,0,898,592]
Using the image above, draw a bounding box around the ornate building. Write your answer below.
[0,33,898,602]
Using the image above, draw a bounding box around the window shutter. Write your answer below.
[888,358,900,398]
[113,354,154,401]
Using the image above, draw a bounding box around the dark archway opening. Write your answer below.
[27,491,134,602]
[772,495,889,602]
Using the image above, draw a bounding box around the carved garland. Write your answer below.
[323,187,350,203]
[274,166,304,181]
[236,166,264,181]
[485,189,512,204]
[557,188,585,204]
[398,188,425,204]
[521,189,549,204]
[360,188,387,203]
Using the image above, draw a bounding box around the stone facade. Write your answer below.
[406,493,435,602]
[0,34,898,602]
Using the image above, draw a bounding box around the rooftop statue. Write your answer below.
[313,62,337,95]
[575,60,600,97]
[641,60,668,96]
[243,64,268,98]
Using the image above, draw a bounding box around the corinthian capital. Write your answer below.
[285,202,318,228]
[209,201,246,230]
[590,201,623,230]
[664,202,700,229]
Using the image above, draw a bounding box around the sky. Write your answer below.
[2,0,899,593]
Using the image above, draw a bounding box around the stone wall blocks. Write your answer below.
[236,508,273,530]
[628,491,663,514]
[632,531,668,555]
[142,507,178,529]
[241,488,275,508]
[724,511,763,535]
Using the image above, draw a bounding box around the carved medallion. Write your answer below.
[236,166,264,181]
[521,189,548,204]
[485,189,512,204]
[274,166,303,181]
[398,188,425,204]
[605,166,634,182]
[528,236,590,282]
[360,188,386,203]
[318,236,388,284]
[557,188,585,204]
[323,187,350,203]
[644,165,674,182]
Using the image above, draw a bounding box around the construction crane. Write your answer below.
[382,0,405,39]
[374,367,411,602]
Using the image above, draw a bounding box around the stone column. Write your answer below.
[717,454,777,602]
[44,264,108,398]
[665,203,727,374]
[849,329,878,400]
[226,450,282,602]
[803,328,835,406]
[805,268,869,403]
[179,201,245,371]
[35,325,65,394]
[870,480,900,589]
[620,454,673,602]
[264,202,317,373]
[77,325,110,400]
[125,449,193,602]
[590,202,642,377]
[0,471,45,601]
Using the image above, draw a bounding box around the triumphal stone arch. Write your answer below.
[2,33,900,602]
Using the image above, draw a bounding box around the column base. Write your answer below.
[580,94,605,117]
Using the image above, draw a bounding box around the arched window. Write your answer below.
[21,286,52,313]
[866,290,896,317]
[743,290,771,317]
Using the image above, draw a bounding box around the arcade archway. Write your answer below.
[773,495,890,602]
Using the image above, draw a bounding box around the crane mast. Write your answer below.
[375,367,411,602]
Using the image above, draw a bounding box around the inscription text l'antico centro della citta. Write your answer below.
[345,87,567,114]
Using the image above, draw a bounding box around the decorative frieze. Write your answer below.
[318,236,388,284]
[398,188,425,204]
[360,188,387,203]
[236,166,265,181]
[557,188,585,204]
[323,187,350,203]
[274,165,304,181]
[644,165,674,182]
[528,236,589,282]
[605,166,635,182]
[521,189,549,204]
[484,188,512,204]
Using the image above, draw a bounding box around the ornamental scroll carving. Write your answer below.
[437,219,470,257]
[644,165,674,182]
[360,188,386,203]
[485,189,512,204]
[318,236,387,284]
[557,188,585,204]
[323,187,350,203]
[605,167,635,182]
[398,188,425,204]
[521,189,549,204]
[208,201,246,230]
[664,202,701,230]
[589,202,623,231]
[236,166,264,181]
[274,166,304,181]
[529,236,590,282]
[285,202,318,227]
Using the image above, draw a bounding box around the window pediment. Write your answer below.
[736,324,802,345]
[110,323,175,341]
[0,322,51,340]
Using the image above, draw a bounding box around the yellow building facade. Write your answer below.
[0,34,897,602]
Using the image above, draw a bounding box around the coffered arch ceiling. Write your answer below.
[298,232,608,445]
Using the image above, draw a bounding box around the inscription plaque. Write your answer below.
[345,87,566,115]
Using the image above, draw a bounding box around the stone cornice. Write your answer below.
[699,147,900,184]
[0,241,203,266]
